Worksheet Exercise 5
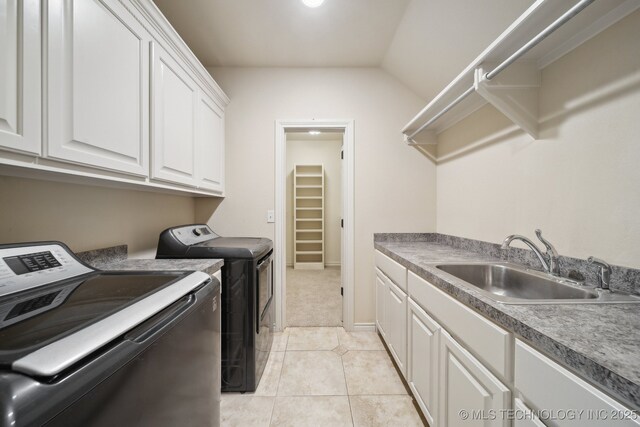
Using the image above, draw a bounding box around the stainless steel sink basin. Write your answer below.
[435,262,640,304]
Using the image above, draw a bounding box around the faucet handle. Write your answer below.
[588,256,612,290]
[535,229,558,255]
[535,229,559,275]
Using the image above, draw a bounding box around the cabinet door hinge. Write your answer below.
[341,287,343,296]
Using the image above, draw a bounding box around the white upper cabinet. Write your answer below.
[46,0,150,176]
[0,0,41,155]
[151,42,198,187]
[196,92,225,193]
[0,0,228,194]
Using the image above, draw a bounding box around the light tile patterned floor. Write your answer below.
[221,327,426,427]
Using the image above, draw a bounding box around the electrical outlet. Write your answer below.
[267,210,275,223]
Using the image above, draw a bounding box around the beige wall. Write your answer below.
[286,136,342,266]
[436,11,640,268]
[196,67,437,324]
[0,176,196,259]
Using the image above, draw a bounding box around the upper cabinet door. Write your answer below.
[196,92,224,193]
[0,0,41,155]
[46,0,149,176]
[151,42,197,187]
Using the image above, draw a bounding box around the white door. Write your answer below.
[385,278,407,376]
[151,42,197,187]
[196,91,224,192]
[375,270,386,336]
[439,330,510,427]
[408,299,440,426]
[46,0,149,176]
[0,0,41,155]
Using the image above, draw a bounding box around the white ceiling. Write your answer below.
[154,0,535,99]
[152,0,411,67]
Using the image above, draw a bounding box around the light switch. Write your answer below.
[267,210,275,223]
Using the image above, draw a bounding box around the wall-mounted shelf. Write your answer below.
[402,0,640,146]
[294,164,324,270]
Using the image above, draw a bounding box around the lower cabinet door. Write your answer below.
[408,299,440,426]
[439,330,510,427]
[375,269,387,337]
[513,398,546,427]
[385,279,407,376]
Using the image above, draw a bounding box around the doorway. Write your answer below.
[274,120,355,332]
[285,132,343,326]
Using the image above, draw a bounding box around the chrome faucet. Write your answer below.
[588,256,611,290]
[501,229,560,276]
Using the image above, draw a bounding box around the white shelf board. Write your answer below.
[402,0,639,142]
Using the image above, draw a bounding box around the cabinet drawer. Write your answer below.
[375,250,407,292]
[408,271,512,381]
[515,339,640,427]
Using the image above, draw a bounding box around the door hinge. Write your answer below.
[341,150,343,160]
[341,219,343,228]
[341,287,343,296]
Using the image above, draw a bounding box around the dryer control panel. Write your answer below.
[0,243,94,297]
[169,225,220,246]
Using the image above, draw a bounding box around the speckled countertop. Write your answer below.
[374,236,640,409]
[95,258,224,278]
[76,244,224,279]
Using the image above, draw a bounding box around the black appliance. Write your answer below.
[156,224,273,392]
[0,241,220,426]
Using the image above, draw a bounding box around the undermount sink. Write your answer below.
[435,263,640,304]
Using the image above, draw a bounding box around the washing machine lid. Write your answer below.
[0,270,206,377]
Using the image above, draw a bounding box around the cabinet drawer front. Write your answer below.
[515,340,640,427]
[439,330,510,427]
[375,250,407,291]
[409,271,512,381]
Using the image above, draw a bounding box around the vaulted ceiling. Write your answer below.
[153,0,534,100]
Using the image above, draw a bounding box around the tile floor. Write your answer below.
[221,327,426,426]
[286,267,342,327]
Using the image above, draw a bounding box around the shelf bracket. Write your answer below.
[403,131,437,146]
[475,61,541,140]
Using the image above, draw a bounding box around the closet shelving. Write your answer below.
[293,164,324,270]
[402,0,640,146]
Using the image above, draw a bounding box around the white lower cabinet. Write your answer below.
[375,269,387,337]
[513,398,546,427]
[375,249,639,427]
[515,339,640,427]
[384,277,407,376]
[439,330,511,427]
[408,299,440,426]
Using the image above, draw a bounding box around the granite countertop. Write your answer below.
[374,237,640,409]
[95,258,224,279]
[76,244,224,280]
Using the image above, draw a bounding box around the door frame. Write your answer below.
[274,119,355,331]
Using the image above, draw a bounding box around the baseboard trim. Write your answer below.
[352,323,376,332]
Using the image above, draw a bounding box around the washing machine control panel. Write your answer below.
[0,244,94,297]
